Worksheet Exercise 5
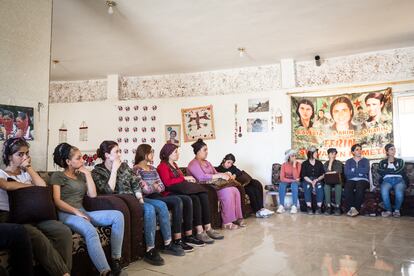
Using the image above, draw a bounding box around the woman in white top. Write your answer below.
[0,137,72,276]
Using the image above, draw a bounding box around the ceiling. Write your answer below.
[51,0,414,81]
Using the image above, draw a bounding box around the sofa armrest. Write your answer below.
[112,194,144,260]
[83,195,131,265]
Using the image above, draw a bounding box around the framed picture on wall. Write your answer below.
[248,98,270,113]
[181,105,216,142]
[165,124,181,146]
[247,118,268,132]
[0,104,34,140]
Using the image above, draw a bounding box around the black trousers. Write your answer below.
[157,194,193,234]
[0,223,34,276]
[244,179,264,212]
[190,192,211,226]
[344,180,369,211]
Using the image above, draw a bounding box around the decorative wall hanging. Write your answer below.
[165,124,181,146]
[234,104,238,144]
[248,98,270,113]
[134,105,139,111]
[58,122,67,143]
[181,105,216,142]
[133,116,138,121]
[275,108,283,124]
[143,106,148,111]
[125,106,130,111]
[247,118,268,132]
[152,105,157,111]
[79,121,88,141]
[291,87,393,160]
[0,104,34,140]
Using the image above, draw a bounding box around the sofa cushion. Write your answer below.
[8,186,57,224]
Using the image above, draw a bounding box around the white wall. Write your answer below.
[48,90,291,185]
[0,0,52,169]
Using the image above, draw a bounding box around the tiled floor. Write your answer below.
[125,213,414,275]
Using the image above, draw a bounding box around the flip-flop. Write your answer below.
[223,223,239,230]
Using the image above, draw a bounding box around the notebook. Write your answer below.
[324,172,342,185]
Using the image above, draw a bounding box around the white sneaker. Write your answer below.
[290,206,298,214]
[261,208,275,216]
[276,205,285,214]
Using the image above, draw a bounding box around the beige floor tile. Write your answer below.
[123,214,414,276]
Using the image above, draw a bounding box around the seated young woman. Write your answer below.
[216,153,273,218]
[278,149,301,214]
[157,143,224,244]
[0,138,72,276]
[187,139,246,230]
[92,141,184,267]
[51,142,125,276]
[133,143,198,252]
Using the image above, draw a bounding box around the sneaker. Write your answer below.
[276,205,285,214]
[261,208,275,215]
[183,235,205,247]
[324,206,331,216]
[347,209,353,216]
[381,211,392,217]
[290,206,298,214]
[334,207,341,216]
[144,248,165,266]
[350,207,359,217]
[315,207,322,215]
[393,210,401,218]
[256,211,268,218]
[162,242,185,256]
[206,229,224,240]
[196,232,214,244]
[307,207,313,215]
[174,239,194,252]
[110,258,122,276]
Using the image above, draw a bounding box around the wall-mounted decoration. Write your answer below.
[275,108,283,124]
[82,152,99,167]
[165,124,181,146]
[247,118,268,132]
[181,105,216,142]
[59,122,67,143]
[248,98,270,113]
[291,87,393,160]
[79,121,88,142]
[0,104,34,140]
[234,104,239,144]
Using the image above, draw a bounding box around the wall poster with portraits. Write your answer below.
[0,104,34,140]
[291,87,393,160]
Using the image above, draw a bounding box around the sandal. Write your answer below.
[222,223,239,230]
[235,219,247,227]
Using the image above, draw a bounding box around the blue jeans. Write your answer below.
[303,182,324,204]
[143,198,172,248]
[279,182,299,206]
[58,209,124,273]
[381,177,406,211]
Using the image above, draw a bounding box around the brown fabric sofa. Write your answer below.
[0,172,144,276]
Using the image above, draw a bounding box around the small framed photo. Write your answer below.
[165,124,181,146]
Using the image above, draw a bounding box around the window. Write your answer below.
[394,91,414,161]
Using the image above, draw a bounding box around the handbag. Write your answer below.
[324,172,342,185]
[235,171,253,187]
[165,181,207,195]
[203,179,240,190]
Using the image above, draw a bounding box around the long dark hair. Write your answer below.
[221,153,236,166]
[2,137,30,166]
[53,143,78,168]
[135,144,152,165]
[97,140,118,161]
[296,99,315,128]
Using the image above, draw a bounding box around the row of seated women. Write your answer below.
[278,143,408,218]
[0,137,272,276]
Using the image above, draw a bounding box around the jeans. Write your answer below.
[278,182,299,207]
[381,177,406,211]
[0,223,33,276]
[303,181,324,204]
[344,180,369,211]
[244,179,264,212]
[189,192,211,226]
[143,198,172,247]
[158,195,193,234]
[324,184,342,207]
[59,209,124,273]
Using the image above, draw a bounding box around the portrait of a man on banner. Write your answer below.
[291,87,393,160]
